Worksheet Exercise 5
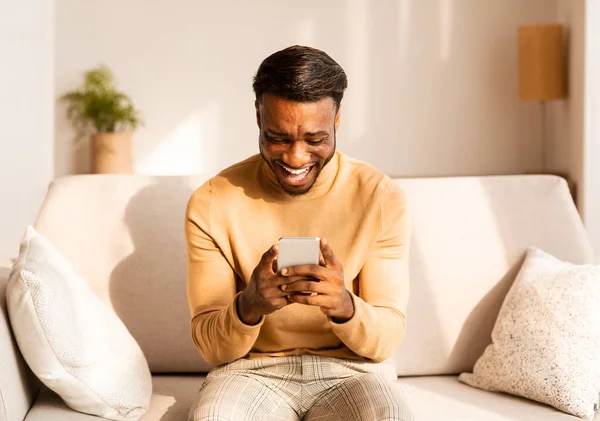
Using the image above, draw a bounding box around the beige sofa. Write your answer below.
[0,174,594,421]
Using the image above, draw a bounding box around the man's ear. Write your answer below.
[255,99,261,129]
[334,104,342,131]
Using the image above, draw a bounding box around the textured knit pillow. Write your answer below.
[6,227,152,420]
[459,247,600,419]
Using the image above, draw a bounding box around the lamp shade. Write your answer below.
[518,24,566,101]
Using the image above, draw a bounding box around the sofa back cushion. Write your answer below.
[393,175,593,375]
[33,174,592,375]
[35,176,210,373]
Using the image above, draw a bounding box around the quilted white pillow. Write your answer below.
[6,226,152,420]
[459,247,600,419]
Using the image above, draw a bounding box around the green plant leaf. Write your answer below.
[60,65,142,134]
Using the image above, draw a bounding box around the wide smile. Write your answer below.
[275,162,317,187]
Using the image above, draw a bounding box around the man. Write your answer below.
[186,45,413,421]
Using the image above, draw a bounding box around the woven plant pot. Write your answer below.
[92,132,133,174]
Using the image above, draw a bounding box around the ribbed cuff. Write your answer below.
[230,292,265,334]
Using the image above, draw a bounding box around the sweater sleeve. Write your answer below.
[330,178,411,362]
[185,181,264,366]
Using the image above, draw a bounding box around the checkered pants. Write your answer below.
[188,355,413,421]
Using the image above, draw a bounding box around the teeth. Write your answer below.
[281,164,311,175]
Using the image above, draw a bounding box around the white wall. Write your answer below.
[551,1,585,209]
[552,0,600,260]
[582,0,600,260]
[0,0,54,264]
[55,0,558,178]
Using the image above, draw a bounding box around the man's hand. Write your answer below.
[237,244,300,325]
[280,238,354,323]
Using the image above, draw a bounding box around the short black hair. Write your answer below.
[253,45,348,110]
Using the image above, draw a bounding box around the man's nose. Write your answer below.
[283,141,310,168]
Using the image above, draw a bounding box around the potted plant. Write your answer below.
[61,65,142,174]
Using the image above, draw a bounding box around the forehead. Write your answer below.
[258,94,336,131]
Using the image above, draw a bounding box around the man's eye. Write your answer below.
[307,137,327,145]
[265,135,286,144]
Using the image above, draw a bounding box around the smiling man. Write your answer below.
[186,46,413,421]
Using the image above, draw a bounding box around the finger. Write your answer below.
[284,275,312,284]
[269,288,293,299]
[282,280,328,294]
[260,244,279,274]
[273,275,315,286]
[262,279,297,297]
[288,293,330,308]
[280,264,326,280]
[320,237,338,267]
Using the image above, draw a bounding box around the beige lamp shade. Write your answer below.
[518,24,566,101]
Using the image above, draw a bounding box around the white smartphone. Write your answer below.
[277,236,321,273]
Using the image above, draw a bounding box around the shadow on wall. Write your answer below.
[108,180,204,372]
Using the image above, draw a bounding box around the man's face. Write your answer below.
[257,93,341,196]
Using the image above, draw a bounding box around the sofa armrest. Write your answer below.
[0,266,40,421]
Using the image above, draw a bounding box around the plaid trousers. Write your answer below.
[188,355,413,421]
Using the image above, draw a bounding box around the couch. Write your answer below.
[0,174,595,421]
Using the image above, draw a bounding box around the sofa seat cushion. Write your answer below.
[401,376,595,420]
[24,374,594,420]
[25,375,205,421]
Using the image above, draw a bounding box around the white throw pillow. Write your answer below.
[459,247,600,420]
[6,226,152,420]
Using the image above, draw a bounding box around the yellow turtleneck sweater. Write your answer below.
[185,151,410,366]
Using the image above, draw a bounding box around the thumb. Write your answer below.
[320,237,335,266]
[261,243,279,273]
